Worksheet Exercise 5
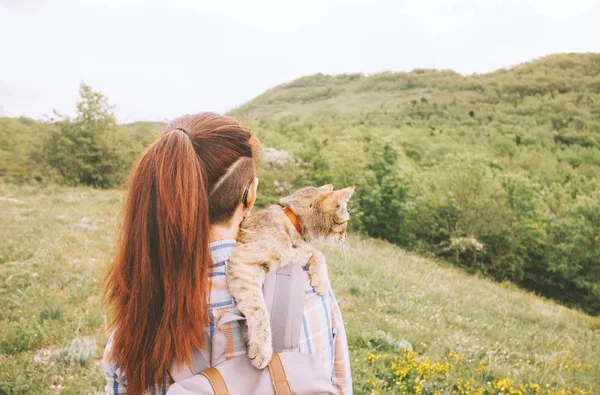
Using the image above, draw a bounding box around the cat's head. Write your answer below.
[279,184,355,243]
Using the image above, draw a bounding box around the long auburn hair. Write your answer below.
[105,113,260,394]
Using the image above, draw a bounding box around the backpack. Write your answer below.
[167,264,337,395]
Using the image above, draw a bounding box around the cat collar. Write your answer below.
[283,207,303,235]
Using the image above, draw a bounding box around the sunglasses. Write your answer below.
[242,178,254,207]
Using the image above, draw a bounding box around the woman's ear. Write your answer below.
[245,177,259,212]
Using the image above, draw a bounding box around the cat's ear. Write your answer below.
[334,186,355,203]
[318,186,355,212]
[318,184,334,193]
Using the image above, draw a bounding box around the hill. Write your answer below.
[232,53,600,120]
[227,53,600,315]
[1,184,599,394]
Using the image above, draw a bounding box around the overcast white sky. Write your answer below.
[1,0,599,122]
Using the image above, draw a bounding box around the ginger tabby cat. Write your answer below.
[227,184,355,369]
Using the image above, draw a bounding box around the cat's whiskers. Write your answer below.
[339,238,349,268]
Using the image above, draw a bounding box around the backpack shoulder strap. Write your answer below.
[263,264,306,352]
[199,367,230,395]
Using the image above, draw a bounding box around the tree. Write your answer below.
[294,138,331,187]
[359,143,414,246]
[44,82,134,188]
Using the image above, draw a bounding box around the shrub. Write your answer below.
[53,337,98,366]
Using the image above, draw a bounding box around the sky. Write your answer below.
[1,0,599,123]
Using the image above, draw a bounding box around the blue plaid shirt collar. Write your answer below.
[209,239,236,265]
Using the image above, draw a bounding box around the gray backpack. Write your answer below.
[167,265,337,395]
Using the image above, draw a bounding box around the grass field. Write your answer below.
[1,184,599,394]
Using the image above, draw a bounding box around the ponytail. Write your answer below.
[106,129,211,394]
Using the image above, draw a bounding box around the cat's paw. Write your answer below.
[310,274,329,296]
[248,342,272,369]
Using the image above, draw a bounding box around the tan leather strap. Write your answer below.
[267,352,293,395]
[199,367,230,395]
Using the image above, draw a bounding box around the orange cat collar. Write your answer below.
[283,207,303,235]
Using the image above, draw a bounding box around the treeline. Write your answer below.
[279,138,600,315]
[0,83,160,187]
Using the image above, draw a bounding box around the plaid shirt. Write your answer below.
[103,240,352,394]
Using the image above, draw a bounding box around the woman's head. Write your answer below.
[105,112,261,394]
[168,113,260,223]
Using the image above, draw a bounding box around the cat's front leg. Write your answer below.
[306,249,329,296]
[227,257,273,369]
[244,301,273,369]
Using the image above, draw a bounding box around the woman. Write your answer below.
[103,113,352,394]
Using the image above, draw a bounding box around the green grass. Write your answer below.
[1,184,599,394]
[0,184,121,394]
[328,240,600,394]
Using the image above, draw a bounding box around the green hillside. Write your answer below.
[232,53,600,120]
[228,53,600,315]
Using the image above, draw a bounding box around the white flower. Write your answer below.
[450,237,484,252]
[263,148,293,169]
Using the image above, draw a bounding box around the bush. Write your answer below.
[0,117,58,184]
[53,337,98,366]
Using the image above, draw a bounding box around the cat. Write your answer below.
[227,184,355,369]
